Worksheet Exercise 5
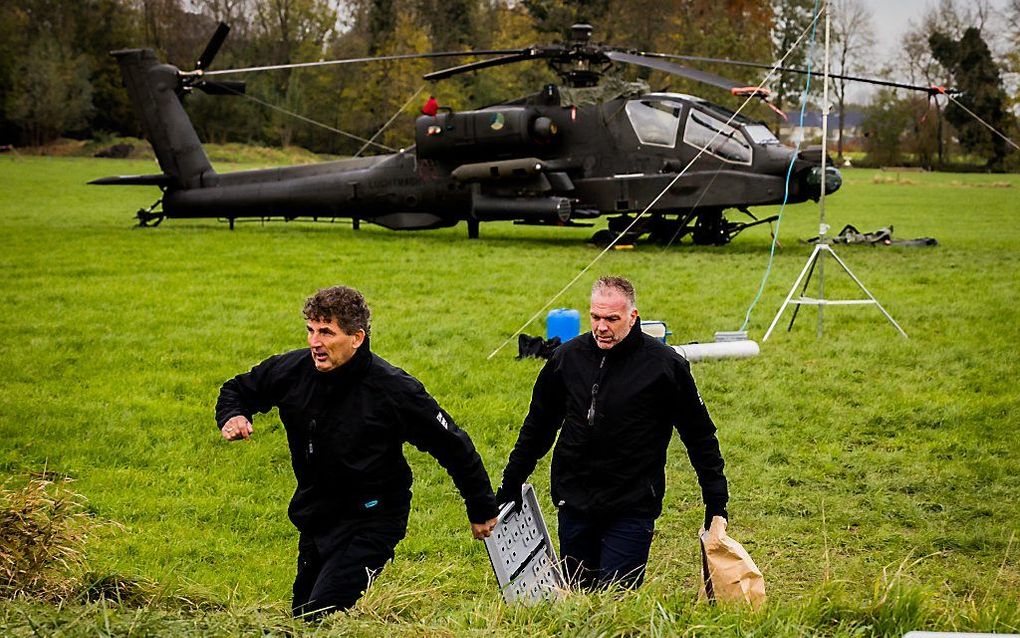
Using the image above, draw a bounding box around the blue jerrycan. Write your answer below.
[546,308,581,343]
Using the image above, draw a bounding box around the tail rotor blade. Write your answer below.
[196,22,230,71]
[196,80,246,96]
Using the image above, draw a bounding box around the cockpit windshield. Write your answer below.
[744,124,779,145]
[682,109,753,164]
[625,99,684,148]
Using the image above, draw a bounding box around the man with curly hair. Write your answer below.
[215,285,498,619]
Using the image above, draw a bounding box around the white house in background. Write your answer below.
[778,109,867,146]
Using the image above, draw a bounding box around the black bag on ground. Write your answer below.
[516,334,561,360]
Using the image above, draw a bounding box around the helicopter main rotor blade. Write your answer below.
[204,49,526,77]
[641,52,956,95]
[605,51,754,94]
[196,22,230,71]
[423,50,543,81]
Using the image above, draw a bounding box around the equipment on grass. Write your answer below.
[516,334,562,360]
[640,320,673,343]
[674,340,760,362]
[803,224,938,247]
[674,331,760,362]
[485,483,566,604]
[546,308,581,343]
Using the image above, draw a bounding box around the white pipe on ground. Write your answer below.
[673,340,760,362]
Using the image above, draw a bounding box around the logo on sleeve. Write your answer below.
[436,412,449,430]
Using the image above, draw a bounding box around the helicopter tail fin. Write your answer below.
[111,48,215,190]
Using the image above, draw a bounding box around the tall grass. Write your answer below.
[0,156,1017,634]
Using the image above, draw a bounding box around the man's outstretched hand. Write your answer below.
[472,517,498,540]
[221,415,253,441]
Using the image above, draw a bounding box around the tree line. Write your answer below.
[1,0,1016,169]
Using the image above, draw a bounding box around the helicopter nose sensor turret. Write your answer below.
[803,165,843,200]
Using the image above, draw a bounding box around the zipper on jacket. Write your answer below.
[307,418,317,457]
[587,355,607,427]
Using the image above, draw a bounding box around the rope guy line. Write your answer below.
[354,85,426,158]
[217,82,396,151]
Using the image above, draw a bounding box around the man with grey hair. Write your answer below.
[496,275,728,590]
[215,285,498,619]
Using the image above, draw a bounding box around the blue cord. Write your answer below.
[740,0,823,333]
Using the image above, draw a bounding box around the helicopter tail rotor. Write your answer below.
[107,49,215,189]
[196,22,230,71]
[180,22,246,97]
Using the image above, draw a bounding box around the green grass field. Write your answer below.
[1,156,1018,636]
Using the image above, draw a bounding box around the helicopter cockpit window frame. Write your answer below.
[625,99,685,148]
[682,109,753,165]
[744,124,780,146]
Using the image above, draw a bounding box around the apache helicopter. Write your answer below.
[90,22,935,245]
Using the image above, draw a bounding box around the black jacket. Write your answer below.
[215,339,498,532]
[500,323,728,519]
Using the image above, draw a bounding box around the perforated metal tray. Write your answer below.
[485,483,566,604]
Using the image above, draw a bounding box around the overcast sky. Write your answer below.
[860,0,1009,59]
[838,0,1011,102]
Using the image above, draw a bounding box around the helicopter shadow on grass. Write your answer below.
[157,217,808,256]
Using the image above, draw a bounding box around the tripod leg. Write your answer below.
[787,252,819,332]
[763,244,823,342]
[825,248,908,338]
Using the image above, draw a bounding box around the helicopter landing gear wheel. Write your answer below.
[590,228,641,247]
[692,210,731,246]
[645,216,685,245]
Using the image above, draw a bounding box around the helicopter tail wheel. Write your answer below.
[135,208,165,227]
[692,211,731,246]
[134,197,165,228]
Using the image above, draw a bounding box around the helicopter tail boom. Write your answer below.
[110,48,215,190]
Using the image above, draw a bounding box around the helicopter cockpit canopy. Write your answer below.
[625,93,780,165]
[625,99,684,147]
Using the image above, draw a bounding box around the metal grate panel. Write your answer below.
[485,483,566,604]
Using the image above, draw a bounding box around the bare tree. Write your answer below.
[829,0,875,160]
[900,24,949,167]
[903,0,1000,167]
[770,0,816,132]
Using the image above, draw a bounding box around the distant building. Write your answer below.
[778,108,866,147]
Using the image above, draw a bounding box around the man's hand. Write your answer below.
[221,415,253,441]
[471,517,498,540]
[495,483,523,518]
[705,505,728,529]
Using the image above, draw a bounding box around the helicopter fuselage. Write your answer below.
[168,93,837,229]
[93,48,840,244]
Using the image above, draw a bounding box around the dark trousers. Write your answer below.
[557,508,655,591]
[292,510,408,620]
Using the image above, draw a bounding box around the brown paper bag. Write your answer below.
[698,516,766,609]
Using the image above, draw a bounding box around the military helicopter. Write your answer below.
[90,22,935,245]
